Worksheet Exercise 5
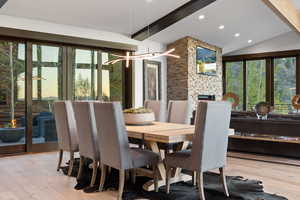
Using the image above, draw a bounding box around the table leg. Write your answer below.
[142,141,192,191]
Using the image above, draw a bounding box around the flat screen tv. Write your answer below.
[196,46,217,76]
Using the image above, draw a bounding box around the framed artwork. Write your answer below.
[196,46,217,76]
[143,60,161,101]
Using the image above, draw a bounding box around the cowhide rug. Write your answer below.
[61,159,288,200]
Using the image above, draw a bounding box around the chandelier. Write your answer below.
[104,2,180,67]
[104,48,180,67]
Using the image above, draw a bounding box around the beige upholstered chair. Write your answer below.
[165,101,232,200]
[72,101,100,187]
[144,100,162,121]
[167,100,191,124]
[53,101,79,176]
[93,102,160,200]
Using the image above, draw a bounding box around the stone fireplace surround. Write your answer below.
[167,36,223,110]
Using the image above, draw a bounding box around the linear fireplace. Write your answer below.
[198,94,216,101]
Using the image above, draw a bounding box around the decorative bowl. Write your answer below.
[124,112,155,125]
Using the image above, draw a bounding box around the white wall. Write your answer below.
[0,14,167,109]
[226,31,300,55]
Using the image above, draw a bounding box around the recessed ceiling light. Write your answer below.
[146,0,153,3]
[218,25,225,30]
[248,40,253,43]
[234,33,240,37]
[198,15,205,20]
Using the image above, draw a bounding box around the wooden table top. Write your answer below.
[126,122,234,143]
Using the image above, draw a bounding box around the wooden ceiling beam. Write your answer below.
[262,0,300,34]
[131,0,216,41]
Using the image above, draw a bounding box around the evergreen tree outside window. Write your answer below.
[246,60,266,111]
[274,57,296,114]
[225,61,243,110]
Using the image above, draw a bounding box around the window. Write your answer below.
[274,57,296,114]
[246,60,266,110]
[224,53,300,115]
[0,29,131,155]
[101,52,124,102]
[0,41,26,146]
[73,49,97,100]
[32,45,62,100]
[225,61,243,110]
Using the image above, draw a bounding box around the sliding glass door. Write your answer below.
[0,40,127,155]
[0,41,26,154]
[31,44,63,145]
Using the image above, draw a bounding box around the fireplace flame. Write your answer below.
[11,119,17,128]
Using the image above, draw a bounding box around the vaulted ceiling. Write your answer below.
[0,0,189,35]
[149,0,292,54]
[0,0,297,54]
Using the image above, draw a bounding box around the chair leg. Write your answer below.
[131,169,136,184]
[198,172,205,200]
[57,149,63,172]
[118,170,125,200]
[125,170,130,182]
[192,171,197,186]
[219,167,229,197]
[77,156,84,180]
[99,164,107,192]
[154,165,159,192]
[165,165,172,194]
[68,151,74,176]
[90,160,98,187]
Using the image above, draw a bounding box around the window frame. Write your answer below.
[0,29,134,155]
[223,50,300,113]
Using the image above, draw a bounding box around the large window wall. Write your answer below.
[224,51,300,114]
[0,39,129,154]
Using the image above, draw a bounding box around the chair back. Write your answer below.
[191,101,231,172]
[53,101,78,152]
[144,100,162,121]
[167,100,191,124]
[72,101,99,160]
[93,102,131,170]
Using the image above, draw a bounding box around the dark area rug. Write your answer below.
[61,159,288,200]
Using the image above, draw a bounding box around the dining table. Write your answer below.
[126,121,235,191]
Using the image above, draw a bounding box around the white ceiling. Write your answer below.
[291,0,300,12]
[0,0,189,35]
[0,0,295,54]
[149,0,292,54]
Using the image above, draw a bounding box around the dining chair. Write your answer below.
[165,101,232,200]
[53,101,79,176]
[72,101,100,187]
[167,100,191,124]
[144,100,162,121]
[93,102,160,200]
[163,100,192,153]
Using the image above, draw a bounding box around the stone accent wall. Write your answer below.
[167,36,223,109]
[167,38,189,101]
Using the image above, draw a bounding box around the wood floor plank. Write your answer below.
[0,152,299,200]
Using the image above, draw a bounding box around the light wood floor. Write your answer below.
[0,152,299,200]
